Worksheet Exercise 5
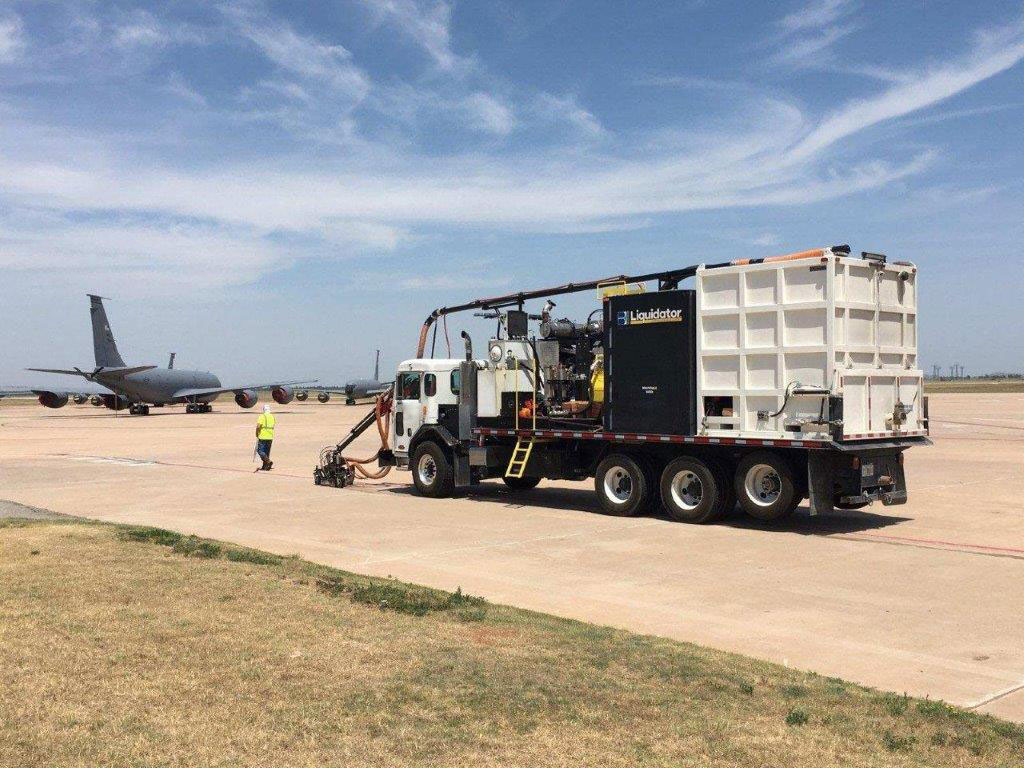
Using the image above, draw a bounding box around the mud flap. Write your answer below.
[454,453,472,488]
[807,452,835,516]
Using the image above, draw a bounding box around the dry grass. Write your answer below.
[925,379,1024,394]
[1,519,1022,768]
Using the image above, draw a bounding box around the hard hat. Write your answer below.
[263,404,272,413]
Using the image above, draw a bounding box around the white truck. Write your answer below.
[316,245,929,523]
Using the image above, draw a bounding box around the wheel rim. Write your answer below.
[670,470,703,511]
[744,464,781,507]
[417,453,437,486]
[602,466,633,505]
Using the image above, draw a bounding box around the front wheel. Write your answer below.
[594,455,648,517]
[735,451,798,522]
[411,441,455,498]
[660,457,720,523]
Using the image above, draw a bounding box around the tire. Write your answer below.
[660,457,720,523]
[734,451,798,522]
[637,454,665,512]
[411,441,455,498]
[503,475,541,491]
[707,458,737,518]
[594,454,648,517]
[835,499,870,511]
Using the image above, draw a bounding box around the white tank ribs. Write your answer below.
[695,254,924,441]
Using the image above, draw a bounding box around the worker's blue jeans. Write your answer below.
[257,439,273,461]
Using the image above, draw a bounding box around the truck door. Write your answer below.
[393,371,422,455]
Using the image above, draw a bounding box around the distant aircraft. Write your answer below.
[24,295,313,415]
[295,349,392,405]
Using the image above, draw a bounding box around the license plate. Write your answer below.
[861,463,874,478]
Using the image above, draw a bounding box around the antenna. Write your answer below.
[374,348,380,381]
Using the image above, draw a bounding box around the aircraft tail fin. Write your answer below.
[374,348,380,381]
[89,295,127,368]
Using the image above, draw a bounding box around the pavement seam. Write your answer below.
[967,678,1024,710]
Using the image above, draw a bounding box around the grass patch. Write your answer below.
[170,535,221,558]
[1,521,1022,768]
[225,547,283,566]
[785,709,809,726]
[318,575,486,619]
[924,379,1024,393]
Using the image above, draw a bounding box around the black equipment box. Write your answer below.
[603,290,696,435]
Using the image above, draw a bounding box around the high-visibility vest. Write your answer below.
[257,413,276,440]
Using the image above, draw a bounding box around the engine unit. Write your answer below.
[602,289,697,435]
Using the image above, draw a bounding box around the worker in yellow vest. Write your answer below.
[255,404,276,471]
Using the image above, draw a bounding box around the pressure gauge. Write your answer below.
[488,344,503,363]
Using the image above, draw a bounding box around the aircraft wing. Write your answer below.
[172,379,317,400]
[0,389,33,398]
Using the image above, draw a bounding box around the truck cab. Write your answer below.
[391,358,462,459]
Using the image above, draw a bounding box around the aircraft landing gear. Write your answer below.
[128,404,150,416]
[186,402,212,414]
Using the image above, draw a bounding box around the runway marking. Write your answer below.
[59,455,156,467]
[967,678,1024,710]
[833,531,1024,559]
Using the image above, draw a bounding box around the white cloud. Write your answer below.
[778,0,857,32]
[224,7,370,102]
[532,93,604,138]
[786,19,1024,162]
[362,0,463,71]
[771,24,854,64]
[749,233,780,247]
[0,14,25,62]
[462,92,515,135]
[164,72,207,106]
[771,0,858,65]
[0,4,1021,297]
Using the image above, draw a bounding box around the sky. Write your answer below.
[1,0,1023,388]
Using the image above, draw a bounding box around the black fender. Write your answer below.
[409,424,471,488]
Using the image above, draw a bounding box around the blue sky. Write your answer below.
[1,0,1022,386]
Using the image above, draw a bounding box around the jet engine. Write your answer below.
[102,394,129,411]
[295,390,308,401]
[90,395,104,407]
[37,391,69,409]
[72,393,88,405]
[317,391,330,403]
[235,389,258,408]
[271,385,294,405]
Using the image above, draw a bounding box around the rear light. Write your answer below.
[851,456,860,469]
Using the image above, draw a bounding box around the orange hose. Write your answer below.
[340,389,394,479]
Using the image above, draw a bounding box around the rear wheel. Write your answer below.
[503,475,541,491]
[835,498,870,511]
[594,454,648,517]
[660,457,720,523]
[411,441,455,498]
[735,451,798,522]
[708,459,737,518]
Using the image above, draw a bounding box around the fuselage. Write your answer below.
[345,378,390,398]
[96,368,221,405]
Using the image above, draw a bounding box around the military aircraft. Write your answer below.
[295,349,391,405]
[23,295,314,415]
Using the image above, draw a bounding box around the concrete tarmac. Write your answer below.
[1,393,1022,721]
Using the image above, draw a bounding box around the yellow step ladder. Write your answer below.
[505,438,535,479]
